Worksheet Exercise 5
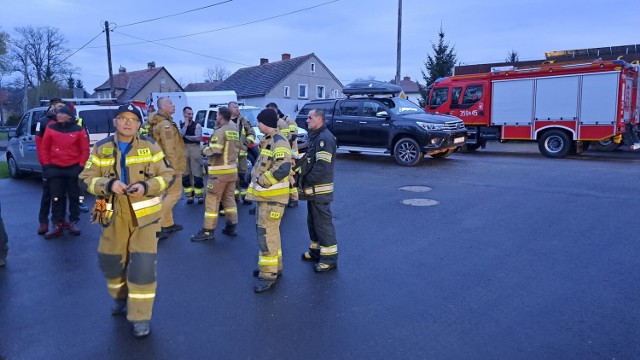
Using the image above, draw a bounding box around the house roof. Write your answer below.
[184,81,221,92]
[396,76,420,93]
[93,67,181,100]
[215,53,322,98]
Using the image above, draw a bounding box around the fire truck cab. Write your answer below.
[427,60,640,158]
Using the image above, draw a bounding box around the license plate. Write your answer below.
[454,137,465,144]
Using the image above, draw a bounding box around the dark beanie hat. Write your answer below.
[257,108,278,128]
[57,105,75,117]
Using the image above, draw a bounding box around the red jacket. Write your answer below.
[41,122,90,168]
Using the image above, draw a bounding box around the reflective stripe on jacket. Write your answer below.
[246,130,291,205]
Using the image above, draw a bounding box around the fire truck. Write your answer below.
[426,59,640,157]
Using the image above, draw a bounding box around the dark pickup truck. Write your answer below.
[296,81,467,166]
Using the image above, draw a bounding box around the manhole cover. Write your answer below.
[402,199,439,207]
[399,185,432,192]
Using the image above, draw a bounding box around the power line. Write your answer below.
[119,0,233,28]
[63,30,104,62]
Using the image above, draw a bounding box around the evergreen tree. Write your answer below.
[505,50,519,64]
[417,26,457,107]
[66,75,75,90]
[75,79,84,89]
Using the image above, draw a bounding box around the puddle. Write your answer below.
[399,186,432,192]
[402,199,439,207]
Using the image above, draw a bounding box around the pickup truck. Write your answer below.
[296,80,467,166]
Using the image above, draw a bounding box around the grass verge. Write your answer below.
[0,162,9,179]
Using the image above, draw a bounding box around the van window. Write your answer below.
[195,110,207,127]
[429,88,449,107]
[452,87,462,104]
[462,85,483,104]
[80,109,119,135]
[16,114,30,137]
[205,111,217,129]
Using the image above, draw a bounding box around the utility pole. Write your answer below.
[23,44,28,112]
[105,21,115,99]
[395,0,402,85]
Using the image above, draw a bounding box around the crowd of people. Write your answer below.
[3,96,340,338]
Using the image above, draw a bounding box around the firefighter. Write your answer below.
[266,102,299,208]
[80,104,175,338]
[246,108,291,293]
[191,106,240,242]
[297,108,338,272]
[179,106,205,204]
[229,101,255,204]
[147,97,186,236]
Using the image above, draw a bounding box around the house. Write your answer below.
[393,76,422,104]
[184,80,221,92]
[92,62,183,104]
[215,53,343,116]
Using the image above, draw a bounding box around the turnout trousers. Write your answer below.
[256,202,285,280]
[97,198,160,322]
[182,143,204,200]
[203,175,238,230]
[160,177,182,228]
[306,201,338,266]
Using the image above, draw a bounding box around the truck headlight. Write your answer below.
[417,122,444,131]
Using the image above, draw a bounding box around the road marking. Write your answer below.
[399,185,432,192]
[402,199,439,207]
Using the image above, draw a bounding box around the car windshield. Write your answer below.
[379,98,425,115]
[240,108,262,127]
[80,108,119,134]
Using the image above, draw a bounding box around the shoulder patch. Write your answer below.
[319,140,325,148]
[139,134,156,144]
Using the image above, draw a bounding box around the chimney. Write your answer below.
[118,66,126,73]
[147,61,156,70]
[260,58,269,66]
[281,53,291,61]
[403,76,410,81]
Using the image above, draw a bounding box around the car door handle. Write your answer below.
[359,121,368,124]
[335,120,343,123]
[382,124,390,126]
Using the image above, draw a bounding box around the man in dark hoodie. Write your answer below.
[40,105,90,239]
[35,98,65,235]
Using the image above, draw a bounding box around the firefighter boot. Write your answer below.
[253,269,282,277]
[221,223,237,236]
[191,228,215,242]
[111,299,127,316]
[132,321,150,338]
[253,277,277,293]
[44,222,64,240]
[314,263,337,273]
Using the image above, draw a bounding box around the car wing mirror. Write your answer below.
[376,111,389,118]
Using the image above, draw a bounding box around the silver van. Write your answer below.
[6,102,120,178]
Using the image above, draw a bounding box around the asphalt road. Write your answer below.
[1,143,640,359]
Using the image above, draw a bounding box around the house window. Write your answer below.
[160,76,166,85]
[331,89,340,98]
[310,63,316,73]
[298,84,308,99]
[316,85,325,99]
[284,86,290,98]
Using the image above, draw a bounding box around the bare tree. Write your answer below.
[9,26,75,88]
[204,64,230,82]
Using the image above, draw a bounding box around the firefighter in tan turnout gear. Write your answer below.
[229,101,256,204]
[246,108,291,293]
[191,107,240,242]
[179,106,205,204]
[79,104,175,338]
[148,97,186,237]
[267,102,299,208]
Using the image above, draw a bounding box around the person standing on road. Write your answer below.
[80,104,175,338]
[68,102,91,214]
[35,97,65,235]
[246,108,291,293]
[41,105,90,239]
[179,106,204,205]
[191,106,240,242]
[148,97,186,237]
[0,201,8,267]
[229,101,255,204]
[266,102,299,208]
[298,108,338,272]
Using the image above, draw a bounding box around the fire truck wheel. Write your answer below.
[394,137,423,166]
[538,130,572,158]
[591,139,620,152]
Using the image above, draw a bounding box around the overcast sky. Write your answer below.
[1,0,638,92]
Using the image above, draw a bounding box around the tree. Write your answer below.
[505,50,519,64]
[204,64,230,82]
[9,26,75,88]
[75,79,84,89]
[0,29,10,124]
[417,26,457,107]
[66,75,75,90]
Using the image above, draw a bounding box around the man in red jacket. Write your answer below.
[41,105,90,239]
[35,98,65,235]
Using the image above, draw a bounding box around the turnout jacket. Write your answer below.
[297,125,336,202]
[202,121,240,181]
[246,129,291,205]
[231,115,255,157]
[148,112,187,173]
[79,134,176,227]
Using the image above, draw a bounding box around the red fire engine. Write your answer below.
[426,59,640,157]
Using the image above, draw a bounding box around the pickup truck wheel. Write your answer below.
[393,138,423,166]
[590,138,620,152]
[7,155,23,179]
[430,148,456,159]
[538,130,572,158]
